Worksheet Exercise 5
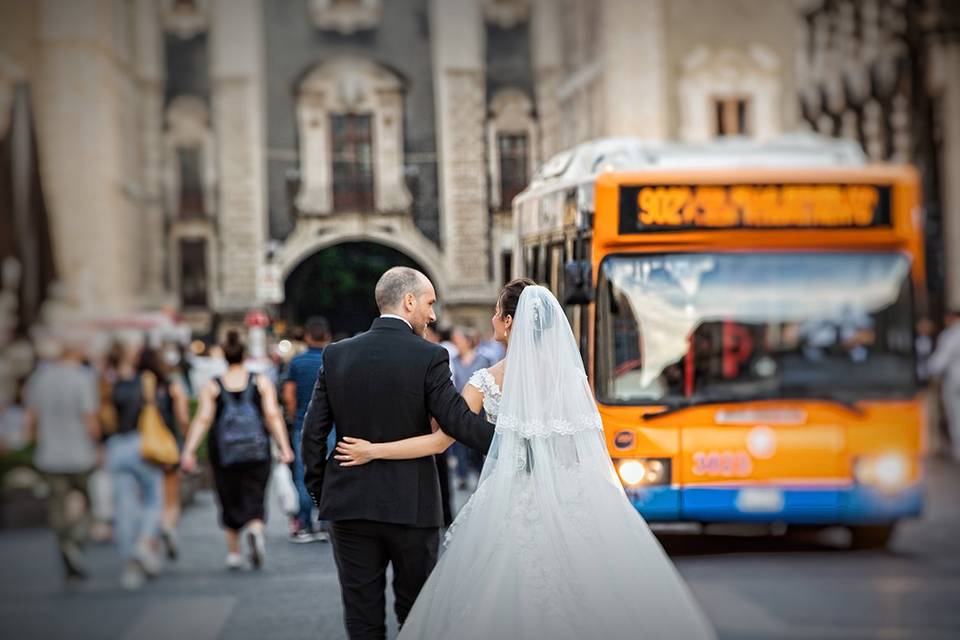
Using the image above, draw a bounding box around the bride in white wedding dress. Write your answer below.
[336,282,716,639]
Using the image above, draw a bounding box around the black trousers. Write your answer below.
[435,454,453,527]
[330,520,439,640]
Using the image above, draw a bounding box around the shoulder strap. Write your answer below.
[215,377,236,407]
[242,373,257,404]
[140,371,157,405]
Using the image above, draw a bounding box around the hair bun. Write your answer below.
[226,330,241,346]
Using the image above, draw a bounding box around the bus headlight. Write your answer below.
[853,452,910,492]
[616,458,670,487]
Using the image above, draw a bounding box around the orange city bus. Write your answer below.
[512,136,925,548]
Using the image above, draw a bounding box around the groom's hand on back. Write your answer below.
[334,436,375,466]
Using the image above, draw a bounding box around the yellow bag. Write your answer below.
[138,371,180,466]
[98,376,118,437]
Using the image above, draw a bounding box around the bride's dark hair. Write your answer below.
[497,277,537,319]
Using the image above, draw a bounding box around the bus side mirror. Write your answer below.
[563,260,593,306]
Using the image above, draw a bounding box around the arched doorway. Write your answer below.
[283,241,426,337]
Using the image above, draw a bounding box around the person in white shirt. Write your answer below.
[929,310,960,461]
[24,341,100,580]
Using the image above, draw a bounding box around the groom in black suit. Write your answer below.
[302,266,495,639]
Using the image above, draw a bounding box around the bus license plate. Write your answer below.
[736,488,785,513]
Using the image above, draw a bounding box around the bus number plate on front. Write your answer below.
[736,488,785,513]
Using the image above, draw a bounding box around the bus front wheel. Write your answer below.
[849,523,896,550]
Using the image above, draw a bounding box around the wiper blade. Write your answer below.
[639,402,691,422]
[777,389,866,416]
[641,395,774,421]
[640,391,865,421]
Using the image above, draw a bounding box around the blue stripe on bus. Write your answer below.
[624,484,923,523]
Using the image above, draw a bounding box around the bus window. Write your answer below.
[595,252,917,405]
[549,243,564,292]
[501,250,513,287]
[527,244,540,280]
[578,235,591,366]
[546,244,556,290]
[537,243,548,282]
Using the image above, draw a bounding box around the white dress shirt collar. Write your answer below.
[379,314,413,330]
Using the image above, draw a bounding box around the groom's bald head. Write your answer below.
[375,267,431,314]
[375,267,437,335]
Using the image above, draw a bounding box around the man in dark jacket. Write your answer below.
[302,266,494,639]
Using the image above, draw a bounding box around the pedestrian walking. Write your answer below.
[181,330,294,570]
[930,309,960,461]
[0,379,29,454]
[138,347,191,560]
[107,340,166,590]
[476,330,506,364]
[23,338,100,581]
[449,327,491,490]
[281,316,331,543]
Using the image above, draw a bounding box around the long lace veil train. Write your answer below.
[399,286,716,639]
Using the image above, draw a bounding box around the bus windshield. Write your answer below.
[595,252,917,405]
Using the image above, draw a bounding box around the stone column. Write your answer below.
[601,0,668,140]
[531,0,562,160]
[430,0,493,305]
[209,0,266,312]
[134,0,167,307]
[941,42,960,311]
[34,0,139,314]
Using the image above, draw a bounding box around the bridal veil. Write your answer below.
[399,286,716,639]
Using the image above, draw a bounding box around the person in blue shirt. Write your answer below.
[282,317,332,543]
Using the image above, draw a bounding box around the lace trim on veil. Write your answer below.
[495,413,603,438]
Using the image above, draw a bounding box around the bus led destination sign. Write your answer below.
[618,184,892,233]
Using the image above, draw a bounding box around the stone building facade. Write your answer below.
[793,0,960,313]
[532,0,801,149]
[1,0,956,336]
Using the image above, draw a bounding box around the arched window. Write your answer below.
[163,96,217,310]
[163,96,216,220]
[296,57,411,215]
[487,88,537,210]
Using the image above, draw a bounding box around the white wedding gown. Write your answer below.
[398,287,716,640]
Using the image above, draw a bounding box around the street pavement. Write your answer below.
[1,458,958,640]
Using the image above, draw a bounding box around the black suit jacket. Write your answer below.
[301,317,495,527]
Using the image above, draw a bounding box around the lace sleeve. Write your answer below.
[466,368,491,395]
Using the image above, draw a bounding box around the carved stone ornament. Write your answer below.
[309,0,383,35]
[484,0,530,28]
[162,0,210,39]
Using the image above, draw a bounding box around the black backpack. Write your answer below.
[215,376,270,467]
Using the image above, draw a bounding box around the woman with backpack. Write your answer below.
[181,331,294,570]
